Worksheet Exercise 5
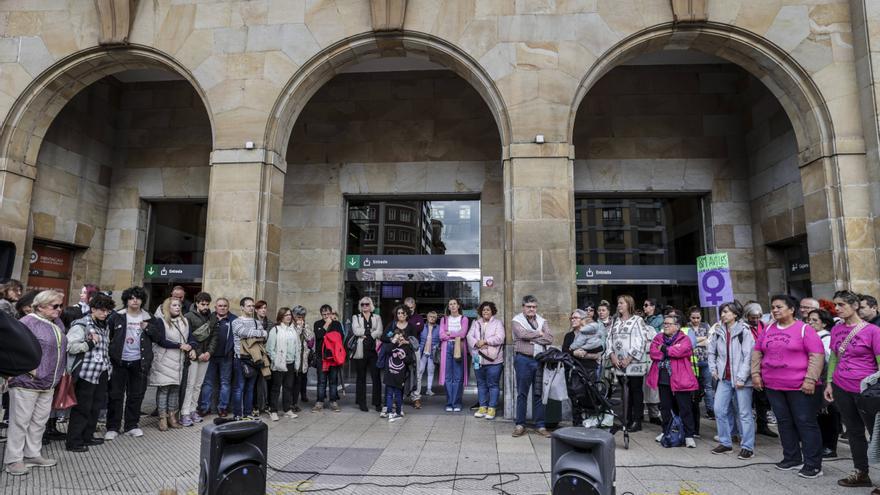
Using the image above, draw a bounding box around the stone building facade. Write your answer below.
[1,0,879,339]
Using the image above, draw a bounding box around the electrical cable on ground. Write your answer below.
[267,456,854,493]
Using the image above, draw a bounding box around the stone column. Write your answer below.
[801,154,880,297]
[502,143,576,419]
[202,149,284,306]
[0,165,35,279]
[847,0,880,295]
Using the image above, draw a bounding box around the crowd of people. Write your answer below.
[3,277,880,493]
[571,291,880,491]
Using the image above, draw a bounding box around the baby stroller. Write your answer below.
[535,349,622,445]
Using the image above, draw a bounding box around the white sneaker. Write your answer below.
[104,431,118,441]
[685,437,696,448]
[453,407,462,412]
[713,435,720,442]
[388,413,401,423]
[445,406,453,412]
[426,391,435,396]
[655,433,664,443]
[125,428,144,437]
[379,411,388,418]
[270,412,279,422]
[284,411,298,419]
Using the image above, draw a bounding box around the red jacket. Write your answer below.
[322,331,346,371]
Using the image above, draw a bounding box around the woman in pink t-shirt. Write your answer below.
[751,294,825,479]
[824,290,880,490]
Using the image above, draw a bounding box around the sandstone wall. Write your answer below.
[283,70,502,317]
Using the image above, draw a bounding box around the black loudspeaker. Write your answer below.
[551,427,615,495]
[0,241,15,281]
[199,420,268,495]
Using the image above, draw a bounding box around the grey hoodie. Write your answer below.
[708,320,754,387]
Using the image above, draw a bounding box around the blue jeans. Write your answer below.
[697,362,714,414]
[200,357,233,412]
[385,385,403,415]
[714,380,755,450]
[476,363,503,408]
[766,388,823,470]
[232,358,257,417]
[316,365,339,403]
[444,343,464,408]
[514,354,544,428]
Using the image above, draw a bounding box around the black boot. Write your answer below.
[44,418,66,440]
[757,426,778,438]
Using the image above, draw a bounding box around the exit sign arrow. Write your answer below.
[146,265,156,277]
[345,255,360,270]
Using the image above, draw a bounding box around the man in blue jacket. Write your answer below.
[199,298,237,418]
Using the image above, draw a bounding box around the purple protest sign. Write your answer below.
[696,253,734,307]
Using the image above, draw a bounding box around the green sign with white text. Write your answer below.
[696,253,729,272]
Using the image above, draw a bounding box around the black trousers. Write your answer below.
[834,384,873,472]
[254,372,269,412]
[296,372,308,402]
[107,360,146,432]
[690,395,702,436]
[659,385,695,438]
[67,371,108,448]
[754,389,772,428]
[620,375,644,426]
[269,370,296,413]
[818,402,840,453]
[353,356,382,409]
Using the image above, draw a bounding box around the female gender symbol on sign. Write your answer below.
[701,270,726,305]
[697,253,734,307]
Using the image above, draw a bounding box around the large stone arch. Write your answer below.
[264,30,512,161]
[0,45,214,279]
[1,45,215,178]
[567,22,876,296]
[568,22,835,165]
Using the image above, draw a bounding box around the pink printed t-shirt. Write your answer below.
[754,320,824,391]
[830,322,880,394]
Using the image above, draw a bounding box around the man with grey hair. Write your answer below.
[511,295,554,438]
[799,297,819,322]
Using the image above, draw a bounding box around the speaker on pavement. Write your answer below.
[199,420,268,495]
[551,427,615,495]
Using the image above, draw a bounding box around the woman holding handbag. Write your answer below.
[440,298,470,412]
[149,298,191,431]
[4,290,67,476]
[824,290,880,490]
[467,301,504,420]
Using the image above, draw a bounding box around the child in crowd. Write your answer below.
[383,331,414,422]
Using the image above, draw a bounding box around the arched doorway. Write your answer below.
[266,32,507,409]
[0,47,214,306]
[568,23,871,303]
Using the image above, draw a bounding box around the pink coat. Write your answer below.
[466,316,505,365]
[646,331,699,393]
[439,315,469,386]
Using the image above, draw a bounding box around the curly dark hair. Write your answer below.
[393,304,411,320]
[88,293,116,311]
[121,286,148,306]
[477,301,497,316]
[807,309,835,331]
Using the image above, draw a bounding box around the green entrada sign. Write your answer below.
[144,264,203,280]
